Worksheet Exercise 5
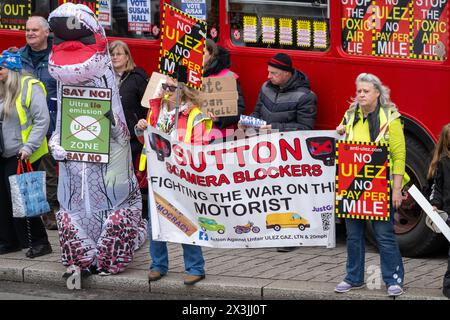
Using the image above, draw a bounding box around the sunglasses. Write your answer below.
[162,83,177,92]
[0,67,4,70]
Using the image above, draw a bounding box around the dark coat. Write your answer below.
[20,37,57,138]
[118,67,148,162]
[430,156,450,214]
[203,46,245,129]
[251,70,317,131]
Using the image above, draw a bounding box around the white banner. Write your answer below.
[145,127,339,248]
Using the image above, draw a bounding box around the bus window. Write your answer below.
[104,0,161,40]
[341,0,448,61]
[170,0,220,41]
[228,0,330,51]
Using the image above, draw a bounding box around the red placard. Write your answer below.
[336,141,390,221]
[159,3,207,90]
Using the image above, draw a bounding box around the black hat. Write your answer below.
[268,53,293,72]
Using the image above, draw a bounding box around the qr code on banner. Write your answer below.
[321,212,333,232]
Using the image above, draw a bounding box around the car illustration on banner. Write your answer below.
[198,217,226,234]
[266,212,310,231]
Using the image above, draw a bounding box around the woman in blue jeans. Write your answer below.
[147,218,205,285]
[335,73,407,297]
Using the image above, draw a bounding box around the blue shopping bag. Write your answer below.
[9,160,50,218]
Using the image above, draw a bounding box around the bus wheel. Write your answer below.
[366,136,446,257]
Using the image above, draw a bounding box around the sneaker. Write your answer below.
[334,281,365,293]
[387,285,404,297]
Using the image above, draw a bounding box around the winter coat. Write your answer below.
[203,46,245,132]
[251,70,317,131]
[117,67,149,162]
[20,37,57,138]
[430,156,450,214]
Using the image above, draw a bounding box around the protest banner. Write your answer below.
[159,3,207,90]
[200,76,238,117]
[335,141,390,220]
[60,85,111,163]
[144,126,338,248]
[0,0,30,30]
[141,73,238,118]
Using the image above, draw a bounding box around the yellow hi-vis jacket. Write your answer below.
[138,106,212,171]
[341,104,410,188]
[16,76,48,163]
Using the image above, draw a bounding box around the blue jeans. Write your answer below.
[148,219,205,276]
[344,212,404,287]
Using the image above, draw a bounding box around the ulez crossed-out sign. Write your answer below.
[60,85,111,164]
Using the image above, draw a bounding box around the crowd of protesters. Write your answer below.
[0,14,449,298]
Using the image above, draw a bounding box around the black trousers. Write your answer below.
[444,246,450,298]
[0,156,49,249]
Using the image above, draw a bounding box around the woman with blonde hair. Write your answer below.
[335,73,407,297]
[135,75,211,285]
[109,40,149,166]
[0,48,52,258]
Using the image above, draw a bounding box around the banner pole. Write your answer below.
[174,81,181,141]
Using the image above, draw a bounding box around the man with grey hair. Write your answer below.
[20,16,58,230]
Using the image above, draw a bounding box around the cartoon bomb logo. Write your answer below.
[305,137,336,166]
[149,132,171,161]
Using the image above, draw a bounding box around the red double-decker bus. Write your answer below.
[1,0,449,256]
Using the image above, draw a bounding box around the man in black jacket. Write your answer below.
[248,53,317,252]
[250,53,317,131]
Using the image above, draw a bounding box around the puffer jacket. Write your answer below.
[251,70,317,131]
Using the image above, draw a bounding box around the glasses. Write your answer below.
[162,83,177,92]
[111,52,126,57]
[0,67,3,70]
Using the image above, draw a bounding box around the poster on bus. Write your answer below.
[371,0,411,59]
[60,86,111,164]
[411,0,448,60]
[341,0,373,55]
[144,126,338,248]
[335,141,390,221]
[127,0,151,32]
[0,0,30,30]
[159,3,206,90]
[63,0,98,15]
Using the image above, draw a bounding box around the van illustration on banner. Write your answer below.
[266,212,311,231]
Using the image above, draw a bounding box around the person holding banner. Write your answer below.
[203,39,245,141]
[428,123,450,298]
[136,76,211,285]
[0,48,52,258]
[335,73,407,297]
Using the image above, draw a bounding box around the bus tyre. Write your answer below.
[366,136,446,257]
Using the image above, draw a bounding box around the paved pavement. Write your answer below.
[0,227,448,300]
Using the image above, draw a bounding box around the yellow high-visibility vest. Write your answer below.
[138,106,212,171]
[342,105,410,188]
[15,76,48,163]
